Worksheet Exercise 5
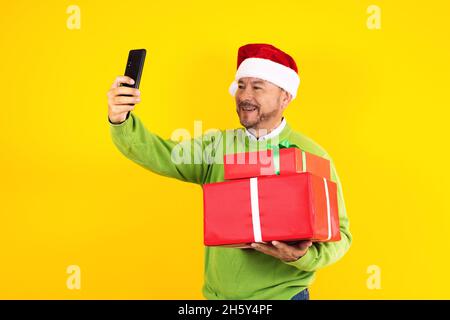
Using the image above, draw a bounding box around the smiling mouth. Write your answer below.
[240,106,258,112]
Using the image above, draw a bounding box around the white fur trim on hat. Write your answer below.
[228,57,300,99]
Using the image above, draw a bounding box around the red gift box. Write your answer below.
[203,172,341,246]
[223,147,331,180]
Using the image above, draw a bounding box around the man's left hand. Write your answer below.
[251,240,313,262]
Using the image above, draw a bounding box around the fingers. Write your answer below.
[112,95,141,106]
[271,241,291,250]
[221,244,253,249]
[113,86,140,97]
[107,76,140,124]
[251,242,278,256]
[296,240,313,251]
[107,87,140,101]
[109,104,135,114]
[107,85,141,107]
[253,240,313,261]
[271,241,304,258]
[272,240,312,262]
[110,75,135,89]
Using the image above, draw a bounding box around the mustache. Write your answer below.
[238,101,259,109]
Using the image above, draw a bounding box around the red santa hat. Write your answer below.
[228,43,300,99]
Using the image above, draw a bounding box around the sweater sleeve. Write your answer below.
[109,112,213,185]
[283,155,352,271]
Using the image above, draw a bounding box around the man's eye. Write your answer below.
[237,86,261,90]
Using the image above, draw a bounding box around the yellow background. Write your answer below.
[1,0,449,299]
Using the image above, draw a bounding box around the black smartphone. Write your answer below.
[122,49,146,90]
[118,49,146,120]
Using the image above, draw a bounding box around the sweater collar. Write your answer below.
[237,118,293,147]
[244,117,287,142]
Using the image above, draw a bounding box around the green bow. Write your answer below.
[266,139,299,175]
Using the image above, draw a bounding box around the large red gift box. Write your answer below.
[203,172,341,246]
[223,147,331,180]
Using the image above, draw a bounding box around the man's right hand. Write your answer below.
[107,76,141,124]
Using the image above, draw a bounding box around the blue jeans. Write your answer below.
[290,288,309,300]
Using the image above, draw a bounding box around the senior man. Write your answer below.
[107,43,352,300]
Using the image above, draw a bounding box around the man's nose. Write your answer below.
[238,86,254,100]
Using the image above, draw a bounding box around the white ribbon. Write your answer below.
[302,150,307,172]
[323,177,332,241]
[249,178,262,242]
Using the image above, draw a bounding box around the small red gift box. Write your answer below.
[203,172,341,246]
[223,147,331,180]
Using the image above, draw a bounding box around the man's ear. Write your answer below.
[280,89,292,110]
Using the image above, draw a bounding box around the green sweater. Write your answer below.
[109,112,352,300]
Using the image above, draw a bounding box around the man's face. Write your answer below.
[235,77,291,130]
